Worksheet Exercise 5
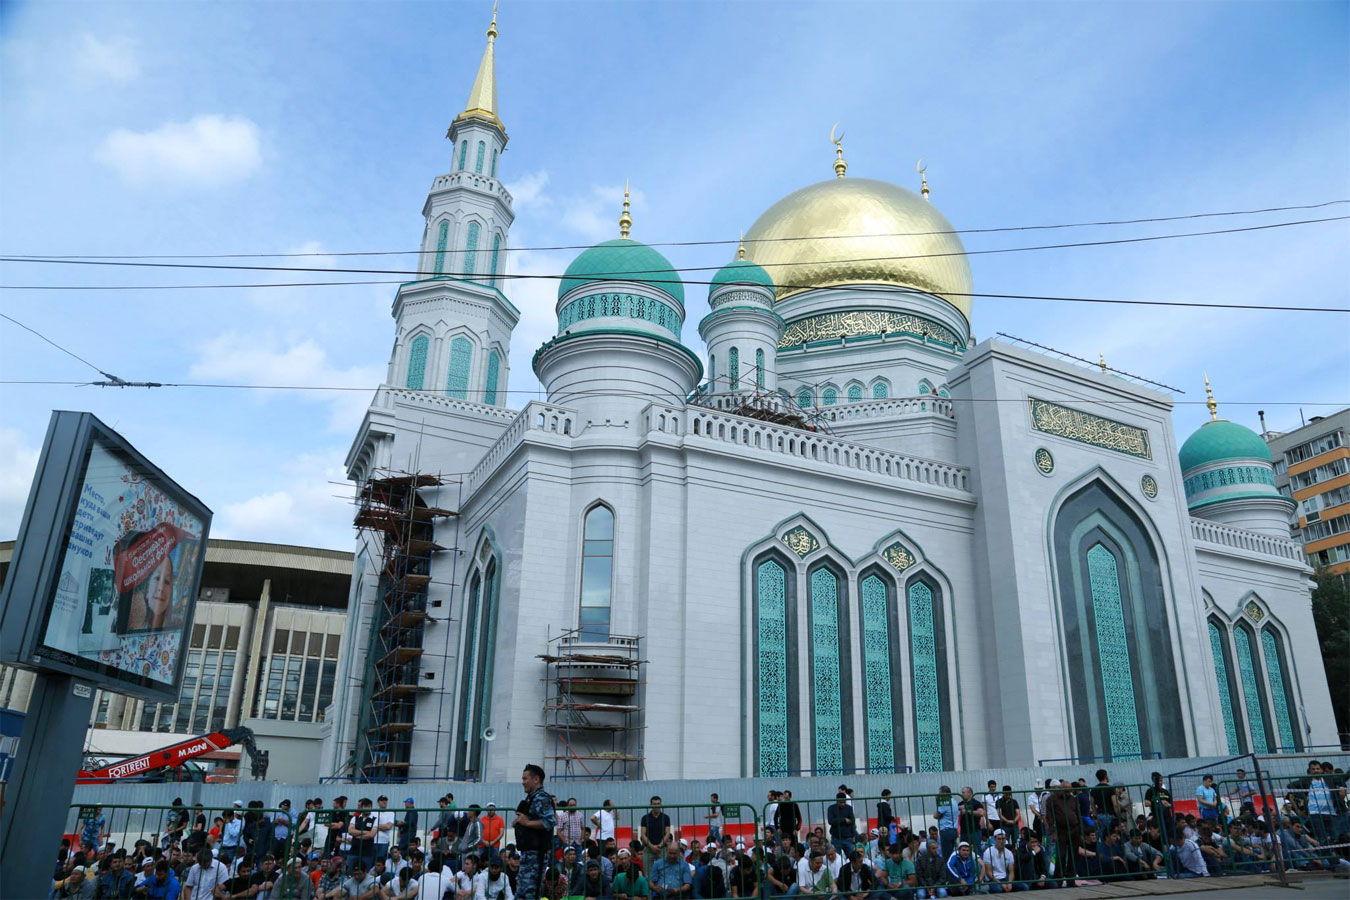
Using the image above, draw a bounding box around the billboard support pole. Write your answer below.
[0,672,95,900]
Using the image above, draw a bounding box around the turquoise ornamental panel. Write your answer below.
[729,347,740,389]
[908,581,943,772]
[458,140,469,171]
[475,140,485,174]
[484,349,501,406]
[823,388,837,406]
[848,385,862,403]
[756,349,765,388]
[756,560,789,777]
[1234,627,1268,753]
[446,336,472,399]
[434,221,449,275]
[490,234,501,285]
[861,575,895,772]
[406,334,429,391]
[1208,622,1241,755]
[873,383,889,400]
[557,292,681,338]
[810,568,844,775]
[1261,630,1297,750]
[797,390,811,409]
[1085,544,1142,759]
[464,222,480,279]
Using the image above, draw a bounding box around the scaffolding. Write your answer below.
[540,628,646,781]
[351,470,457,781]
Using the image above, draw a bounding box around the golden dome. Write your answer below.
[743,177,973,319]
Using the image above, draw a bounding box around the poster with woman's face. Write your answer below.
[39,436,206,690]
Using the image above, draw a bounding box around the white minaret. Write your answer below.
[387,5,518,406]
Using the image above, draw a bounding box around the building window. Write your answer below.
[1261,628,1299,751]
[918,380,933,395]
[458,140,469,171]
[464,222,480,278]
[490,148,498,177]
[406,334,429,391]
[756,349,765,388]
[808,565,849,775]
[475,140,486,173]
[797,389,811,409]
[1234,625,1270,754]
[729,347,740,390]
[755,556,793,777]
[579,505,614,641]
[708,354,715,388]
[1207,620,1243,755]
[446,336,472,398]
[490,234,501,285]
[484,349,501,406]
[823,387,837,406]
[848,384,862,403]
[908,578,946,772]
[860,573,897,772]
[434,221,449,275]
[873,381,889,400]
[1085,543,1143,759]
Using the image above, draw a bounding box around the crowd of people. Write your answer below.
[53,761,1349,899]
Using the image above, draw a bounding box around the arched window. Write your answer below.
[475,140,486,173]
[1261,628,1299,751]
[729,347,740,389]
[708,355,715,388]
[1234,624,1271,753]
[458,140,469,171]
[937,386,950,399]
[754,555,794,777]
[918,380,934,395]
[847,384,863,403]
[908,576,949,771]
[457,554,500,776]
[756,349,765,388]
[873,381,889,399]
[484,349,501,406]
[490,148,498,177]
[578,506,614,641]
[1207,619,1244,755]
[406,334,429,391]
[823,388,837,406]
[1085,543,1143,759]
[463,222,480,279]
[490,234,501,285]
[457,570,482,773]
[446,336,472,398]
[808,564,852,775]
[860,572,902,771]
[434,221,449,276]
[797,389,811,409]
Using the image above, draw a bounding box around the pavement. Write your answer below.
[1026,873,1348,897]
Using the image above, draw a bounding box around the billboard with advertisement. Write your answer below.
[0,412,211,701]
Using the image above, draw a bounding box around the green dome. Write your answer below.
[710,258,773,292]
[558,238,684,304]
[1179,419,1272,472]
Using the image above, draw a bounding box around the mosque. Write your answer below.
[321,11,1336,782]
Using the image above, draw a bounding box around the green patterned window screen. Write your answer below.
[908,580,944,772]
[1234,627,1268,753]
[490,149,498,177]
[484,350,501,406]
[1261,629,1297,750]
[1208,621,1241,755]
[756,559,789,777]
[873,382,889,399]
[578,506,614,641]
[446,336,472,398]
[823,388,837,406]
[756,349,765,388]
[434,221,449,275]
[860,574,895,772]
[406,334,429,391]
[797,390,811,409]
[1085,544,1142,760]
[475,140,486,173]
[918,380,933,395]
[490,234,501,285]
[810,567,844,775]
[464,222,480,279]
[848,384,862,403]
[729,347,740,389]
[458,140,469,171]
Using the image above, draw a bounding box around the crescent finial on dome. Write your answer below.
[830,124,847,178]
[619,180,632,239]
[1204,373,1219,421]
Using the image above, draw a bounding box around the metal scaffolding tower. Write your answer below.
[540,628,646,781]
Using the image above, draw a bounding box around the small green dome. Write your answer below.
[710,258,773,292]
[1179,419,1272,472]
[558,238,684,304]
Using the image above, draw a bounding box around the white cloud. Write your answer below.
[0,428,41,539]
[215,451,355,549]
[77,33,140,82]
[96,115,263,187]
[507,170,550,207]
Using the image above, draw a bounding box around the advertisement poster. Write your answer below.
[37,436,205,690]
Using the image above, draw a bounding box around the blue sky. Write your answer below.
[1,0,1347,550]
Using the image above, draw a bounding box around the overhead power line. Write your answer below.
[0,311,135,384]
[4,200,1346,259]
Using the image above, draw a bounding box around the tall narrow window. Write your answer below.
[459,572,482,755]
[475,140,486,173]
[908,579,945,772]
[756,349,765,388]
[484,350,501,406]
[1086,544,1142,759]
[463,222,480,279]
[458,140,469,171]
[406,334,428,391]
[578,506,614,641]
[797,390,811,409]
[490,148,498,177]
[873,382,889,399]
[708,355,715,388]
[446,336,472,398]
[729,347,740,389]
[848,384,862,403]
[823,388,837,406]
[755,558,790,777]
[490,234,501,285]
[468,559,499,772]
[1208,621,1242,755]
[434,221,449,275]
[1234,626,1269,753]
[860,574,896,772]
[1261,629,1298,751]
[809,567,846,775]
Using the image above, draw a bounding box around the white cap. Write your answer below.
[233,801,243,807]
[993,829,1007,837]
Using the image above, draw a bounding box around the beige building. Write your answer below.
[1265,408,1350,579]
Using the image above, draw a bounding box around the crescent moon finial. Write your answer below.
[830,123,847,178]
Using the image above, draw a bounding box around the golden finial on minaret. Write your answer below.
[916,158,930,200]
[452,0,506,137]
[1204,373,1219,421]
[618,180,632,239]
[830,123,847,178]
[1099,351,1107,374]
[737,232,747,260]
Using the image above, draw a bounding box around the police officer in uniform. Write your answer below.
[513,764,556,900]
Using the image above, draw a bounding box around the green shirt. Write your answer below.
[614,872,651,897]
[883,858,914,887]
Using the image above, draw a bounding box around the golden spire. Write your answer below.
[1204,373,1219,421]
[453,1,505,135]
[618,180,632,239]
[830,123,847,178]
[916,158,930,200]
[1098,351,1107,374]
[737,232,747,260]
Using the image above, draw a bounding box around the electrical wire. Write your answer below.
[4,199,1346,259]
[0,311,110,377]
